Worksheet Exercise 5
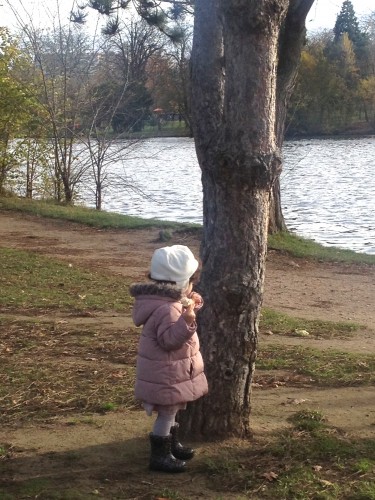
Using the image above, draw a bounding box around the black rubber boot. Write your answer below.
[149,433,186,473]
[170,424,195,460]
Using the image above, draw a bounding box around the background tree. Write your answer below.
[74,0,194,131]
[0,28,45,195]
[75,73,147,210]
[334,1,360,41]
[359,76,375,128]
[146,27,193,132]
[17,23,98,203]
[287,4,375,136]
[333,0,370,75]
[102,19,163,132]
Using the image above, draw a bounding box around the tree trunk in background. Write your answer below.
[179,0,315,440]
[269,0,314,234]
[269,177,287,234]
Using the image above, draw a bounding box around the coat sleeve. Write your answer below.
[155,304,197,351]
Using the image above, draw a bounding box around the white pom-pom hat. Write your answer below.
[150,245,199,290]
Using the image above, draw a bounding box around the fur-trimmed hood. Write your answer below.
[130,281,183,327]
[129,282,183,300]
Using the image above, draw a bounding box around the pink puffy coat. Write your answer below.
[130,282,208,406]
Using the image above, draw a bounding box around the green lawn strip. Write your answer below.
[257,344,375,386]
[261,307,361,339]
[268,230,375,265]
[199,411,375,499]
[0,247,132,312]
[0,196,198,231]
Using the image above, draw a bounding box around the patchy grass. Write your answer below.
[199,411,375,499]
[288,409,326,432]
[1,211,374,499]
[261,307,361,339]
[1,326,374,498]
[0,318,138,424]
[257,345,375,386]
[0,248,132,313]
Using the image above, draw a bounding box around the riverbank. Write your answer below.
[285,121,375,140]
[0,210,374,499]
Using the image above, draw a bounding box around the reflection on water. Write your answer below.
[79,136,375,255]
[281,137,375,255]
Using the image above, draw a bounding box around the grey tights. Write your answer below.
[152,412,177,437]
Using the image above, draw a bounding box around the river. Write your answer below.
[80,136,375,255]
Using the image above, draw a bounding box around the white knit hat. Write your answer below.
[150,245,199,290]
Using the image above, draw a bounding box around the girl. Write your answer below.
[130,245,208,473]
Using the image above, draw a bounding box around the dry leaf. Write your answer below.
[287,398,309,405]
[319,479,334,487]
[262,471,278,481]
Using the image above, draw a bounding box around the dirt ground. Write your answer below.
[0,210,374,499]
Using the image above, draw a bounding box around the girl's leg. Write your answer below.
[170,414,195,460]
[149,410,186,473]
[152,412,177,437]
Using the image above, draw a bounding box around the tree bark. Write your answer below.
[179,0,316,439]
[179,0,291,439]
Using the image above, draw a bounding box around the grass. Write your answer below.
[1,195,374,264]
[268,230,375,265]
[0,244,373,427]
[134,120,191,138]
[0,196,198,231]
[261,307,361,338]
[0,197,374,499]
[256,344,375,386]
[0,247,133,312]
[0,347,373,500]
[0,318,138,424]
[200,411,375,499]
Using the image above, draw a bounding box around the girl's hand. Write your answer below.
[181,302,196,326]
[189,292,203,310]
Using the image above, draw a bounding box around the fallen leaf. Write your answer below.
[319,479,334,487]
[262,471,278,481]
[293,329,310,337]
[286,398,309,405]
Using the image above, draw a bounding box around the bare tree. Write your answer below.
[27,26,98,202]
[5,0,106,203]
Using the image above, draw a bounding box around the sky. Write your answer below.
[307,0,374,31]
[0,0,374,33]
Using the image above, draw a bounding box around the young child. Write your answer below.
[130,245,208,473]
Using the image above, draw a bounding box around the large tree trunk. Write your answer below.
[179,0,315,440]
[179,0,285,439]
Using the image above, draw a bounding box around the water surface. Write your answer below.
[81,136,375,255]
